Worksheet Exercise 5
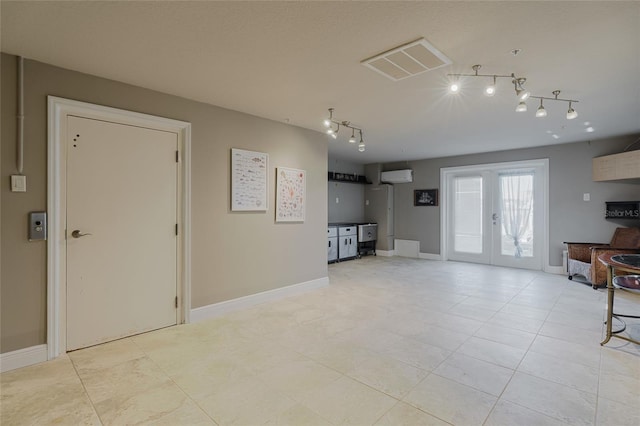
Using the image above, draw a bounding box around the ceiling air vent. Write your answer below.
[361,38,451,81]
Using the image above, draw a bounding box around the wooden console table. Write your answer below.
[598,253,640,346]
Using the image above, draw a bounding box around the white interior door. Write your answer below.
[66,115,178,351]
[445,161,545,270]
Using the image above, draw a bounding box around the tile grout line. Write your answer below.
[128,336,221,425]
[67,355,106,426]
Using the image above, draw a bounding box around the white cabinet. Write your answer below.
[592,150,640,181]
[338,226,358,260]
[328,227,338,263]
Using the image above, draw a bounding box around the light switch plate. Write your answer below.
[583,193,590,201]
[11,175,27,192]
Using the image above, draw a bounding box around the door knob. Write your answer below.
[71,230,92,238]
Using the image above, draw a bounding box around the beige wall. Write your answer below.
[1,54,328,353]
[328,157,365,224]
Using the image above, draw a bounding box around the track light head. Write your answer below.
[349,128,356,143]
[323,108,334,128]
[516,101,527,112]
[518,90,531,101]
[536,99,547,118]
[566,102,578,120]
[514,78,530,101]
[485,76,496,97]
[449,77,460,93]
[358,143,365,152]
[536,106,547,118]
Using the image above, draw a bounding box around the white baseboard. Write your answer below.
[0,344,48,373]
[376,250,395,257]
[545,265,566,275]
[190,276,329,322]
[419,252,442,261]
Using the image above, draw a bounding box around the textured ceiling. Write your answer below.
[2,1,639,164]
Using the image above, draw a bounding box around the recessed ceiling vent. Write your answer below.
[361,38,451,81]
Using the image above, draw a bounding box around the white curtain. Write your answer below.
[499,172,534,258]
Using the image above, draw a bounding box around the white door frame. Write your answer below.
[440,159,550,272]
[47,96,192,360]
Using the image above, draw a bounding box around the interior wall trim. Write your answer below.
[419,253,442,261]
[0,344,47,373]
[546,265,566,275]
[190,277,329,322]
[47,96,192,360]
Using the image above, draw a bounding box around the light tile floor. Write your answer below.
[2,257,639,425]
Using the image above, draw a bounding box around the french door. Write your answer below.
[442,160,547,270]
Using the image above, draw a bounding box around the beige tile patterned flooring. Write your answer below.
[2,257,639,425]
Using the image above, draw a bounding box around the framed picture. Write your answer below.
[231,148,268,211]
[414,189,438,206]
[276,167,306,222]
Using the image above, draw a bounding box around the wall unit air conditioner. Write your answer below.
[380,169,413,184]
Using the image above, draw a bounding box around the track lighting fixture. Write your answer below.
[322,108,366,152]
[447,65,580,120]
[530,90,579,120]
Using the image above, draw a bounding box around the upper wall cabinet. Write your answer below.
[592,150,640,182]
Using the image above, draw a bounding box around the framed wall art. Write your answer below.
[231,148,268,211]
[414,189,438,206]
[276,167,306,222]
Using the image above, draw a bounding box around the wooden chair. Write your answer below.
[565,227,640,289]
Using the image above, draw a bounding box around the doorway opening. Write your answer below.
[47,97,192,359]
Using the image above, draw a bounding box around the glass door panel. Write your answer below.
[499,172,534,257]
[493,169,542,269]
[454,176,483,254]
[447,173,491,264]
